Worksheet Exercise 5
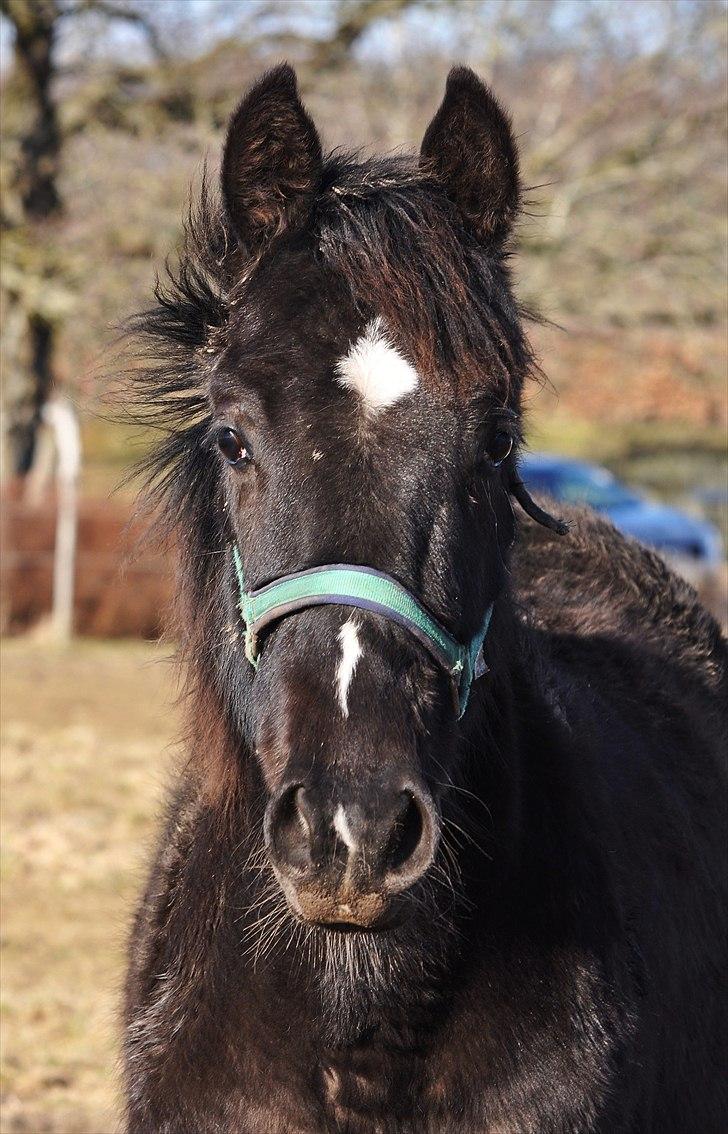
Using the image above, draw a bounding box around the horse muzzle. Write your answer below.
[264,779,438,928]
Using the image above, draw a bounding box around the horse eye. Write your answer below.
[217,427,250,466]
[488,431,513,467]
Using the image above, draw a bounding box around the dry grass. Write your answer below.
[1,640,179,1133]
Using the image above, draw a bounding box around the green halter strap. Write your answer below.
[232,546,492,719]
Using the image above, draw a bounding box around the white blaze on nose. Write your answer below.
[334,317,419,416]
[333,804,358,852]
[336,617,362,718]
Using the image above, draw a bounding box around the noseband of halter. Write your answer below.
[232,546,492,719]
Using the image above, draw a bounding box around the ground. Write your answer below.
[0,640,178,1134]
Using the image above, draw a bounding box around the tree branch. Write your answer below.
[309,0,419,72]
[60,0,168,59]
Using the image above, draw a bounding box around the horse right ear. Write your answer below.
[221,64,322,253]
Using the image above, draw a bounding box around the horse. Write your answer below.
[123,64,727,1133]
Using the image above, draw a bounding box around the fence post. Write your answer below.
[42,398,81,642]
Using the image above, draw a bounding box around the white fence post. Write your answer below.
[42,398,81,642]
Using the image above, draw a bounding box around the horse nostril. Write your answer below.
[384,789,436,890]
[386,793,424,870]
[265,784,313,875]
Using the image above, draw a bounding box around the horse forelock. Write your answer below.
[132,150,534,419]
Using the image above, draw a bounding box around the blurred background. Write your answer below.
[0,1,726,1130]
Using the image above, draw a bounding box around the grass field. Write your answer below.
[1,641,178,1134]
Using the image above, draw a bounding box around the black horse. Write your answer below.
[124,65,727,1133]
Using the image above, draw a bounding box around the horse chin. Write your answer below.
[311,904,455,1047]
[313,922,409,1044]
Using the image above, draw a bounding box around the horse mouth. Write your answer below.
[283,889,407,933]
[307,912,404,935]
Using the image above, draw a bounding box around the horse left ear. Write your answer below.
[221,63,323,253]
[420,66,520,245]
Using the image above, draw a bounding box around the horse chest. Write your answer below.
[318,1047,422,1133]
[292,1049,519,1134]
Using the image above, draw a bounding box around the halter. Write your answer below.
[232,546,492,719]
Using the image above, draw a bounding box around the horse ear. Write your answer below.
[221,64,322,252]
[420,66,520,245]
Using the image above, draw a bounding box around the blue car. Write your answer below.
[520,453,723,578]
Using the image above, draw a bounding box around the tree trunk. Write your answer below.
[4,310,56,475]
[1,0,62,477]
